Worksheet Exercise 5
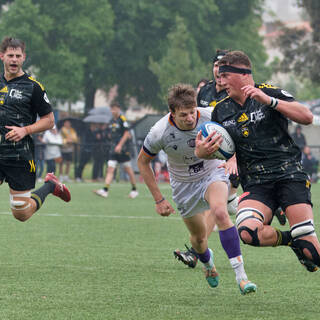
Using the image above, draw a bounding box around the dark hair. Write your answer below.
[0,37,25,53]
[110,101,121,109]
[196,78,209,88]
[212,49,230,63]
[218,50,252,68]
[167,83,196,113]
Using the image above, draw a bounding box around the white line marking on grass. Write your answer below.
[0,211,181,221]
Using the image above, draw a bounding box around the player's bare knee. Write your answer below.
[213,206,231,226]
[236,207,264,246]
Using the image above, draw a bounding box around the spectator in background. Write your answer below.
[92,123,109,181]
[75,123,100,182]
[302,146,319,183]
[34,132,45,182]
[291,125,307,151]
[59,120,78,182]
[43,126,63,174]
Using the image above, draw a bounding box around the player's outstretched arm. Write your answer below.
[137,149,175,217]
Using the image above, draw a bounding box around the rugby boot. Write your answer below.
[227,195,238,216]
[93,188,108,198]
[203,249,219,288]
[129,190,139,199]
[45,173,71,202]
[274,207,286,225]
[173,244,198,268]
[239,280,257,295]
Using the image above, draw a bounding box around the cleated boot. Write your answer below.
[274,207,286,225]
[45,173,71,202]
[174,244,198,268]
[203,249,219,288]
[239,280,257,295]
[93,189,108,198]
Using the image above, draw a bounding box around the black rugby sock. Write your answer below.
[31,182,55,210]
[274,229,292,246]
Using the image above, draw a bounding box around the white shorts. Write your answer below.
[171,167,229,218]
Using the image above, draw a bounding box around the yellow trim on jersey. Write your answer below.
[258,83,277,89]
[212,95,229,110]
[0,86,8,93]
[120,115,127,122]
[28,76,45,91]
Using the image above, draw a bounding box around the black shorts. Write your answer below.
[62,151,73,162]
[0,159,36,191]
[109,152,131,163]
[239,179,312,211]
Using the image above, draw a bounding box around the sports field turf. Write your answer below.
[0,181,319,320]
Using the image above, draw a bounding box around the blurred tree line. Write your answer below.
[274,0,320,101]
[0,0,270,113]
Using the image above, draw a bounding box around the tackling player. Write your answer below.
[138,83,257,295]
[197,50,320,273]
[0,37,70,223]
[175,50,285,268]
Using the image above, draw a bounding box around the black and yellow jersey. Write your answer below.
[109,114,130,149]
[211,83,307,189]
[0,73,52,160]
[197,80,229,108]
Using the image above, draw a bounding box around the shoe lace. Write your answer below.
[184,244,198,259]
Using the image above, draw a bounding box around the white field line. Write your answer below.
[0,211,181,221]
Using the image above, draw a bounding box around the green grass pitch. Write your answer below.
[0,181,320,320]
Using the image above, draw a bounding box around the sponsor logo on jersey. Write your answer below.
[237,113,249,122]
[200,100,209,106]
[241,126,249,137]
[44,93,50,104]
[187,138,195,148]
[183,155,198,164]
[250,109,265,123]
[0,86,8,93]
[222,120,236,127]
[9,89,23,99]
[281,90,293,98]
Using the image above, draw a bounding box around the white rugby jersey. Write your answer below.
[142,107,225,182]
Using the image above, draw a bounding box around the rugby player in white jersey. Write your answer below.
[137,83,256,295]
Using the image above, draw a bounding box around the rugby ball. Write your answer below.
[199,121,235,160]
